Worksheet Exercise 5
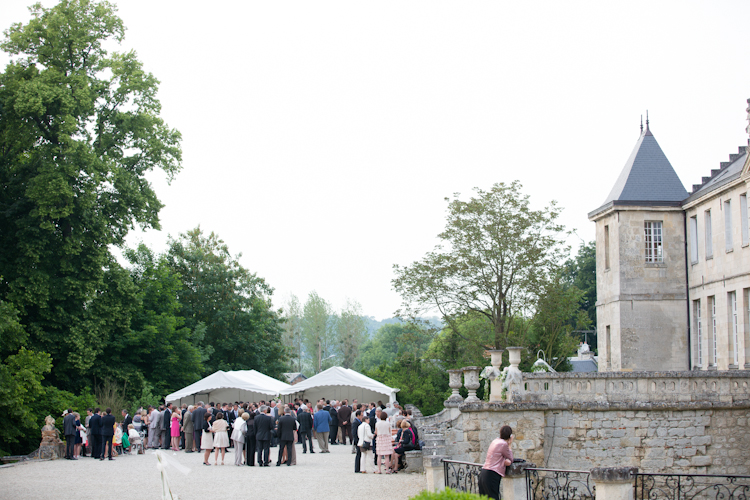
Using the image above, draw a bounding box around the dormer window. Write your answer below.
[645,221,663,263]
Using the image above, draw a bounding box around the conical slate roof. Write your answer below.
[598,124,687,212]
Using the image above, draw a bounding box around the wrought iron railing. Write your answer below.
[635,473,750,500]
[526,468,595,500]
[443,459,485,496]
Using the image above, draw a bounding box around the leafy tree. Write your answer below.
[562,241,597,348]
[0,0,181,392]
[335,299,368,369]
[527,274,589,371]
[393,181,567,350]
[301,291,334,373]
[0,299,52,456]
[281,294,304,372]
[166,228,285,378]
[355,322,434,372]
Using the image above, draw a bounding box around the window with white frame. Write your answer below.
[730,291,739,366]
[741,194,749,246]
[725,199,733,252]
[705,210,713,259]
[644,221,663,263]
[693,299,702,367]
[690,216,698,263]
[709,296,717,366]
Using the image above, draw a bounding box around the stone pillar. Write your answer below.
[591,467,638,500]
[504,347,524,402]
[423,455,447,492]
[462,366,481,403]
[446,369,464,404]
[486,350,504,402]
[502,461,536,500]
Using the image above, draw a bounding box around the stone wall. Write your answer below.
[417,371,750,475]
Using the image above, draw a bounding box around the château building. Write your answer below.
[588,102,750,372]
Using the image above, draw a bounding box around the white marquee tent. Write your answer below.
[278,366,399,404]
[165,370,291,406]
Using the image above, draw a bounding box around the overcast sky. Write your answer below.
[3,1,750,320]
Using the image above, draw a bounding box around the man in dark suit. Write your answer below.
[352,410,362,473]
[275,408,297,466]
[63,409,76,460]
[162,403,172,449]
[100,408,116,460]
[328,401,339,444]
[337,403,352,446]
[297,406,314,453]
[245,413,256,466]
[192,402,206,451]
[121,409,132,434]
[90,408,102,459]
[254,406,273,466]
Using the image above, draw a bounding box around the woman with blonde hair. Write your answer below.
[357,414,374,473]
[231,412,249,465]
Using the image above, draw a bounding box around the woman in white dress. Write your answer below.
[201,413,214,466]
[212,412,230,465]
[358,415,375,473]
[231,412,248,466]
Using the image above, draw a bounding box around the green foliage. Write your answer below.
[0,0,181,393]
[356,322,434,372]
[410,488,486,500]
[335,299,368,369]
[281,294,304,372]
[562,241,597,348]
[301,291,335,373]
[166,228,285,378]
[393,181,568,350]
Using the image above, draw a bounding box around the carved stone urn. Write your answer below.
[485,350,504,402]
[504,347,525,401]
[446,369,464,403]
[462,366,481,403]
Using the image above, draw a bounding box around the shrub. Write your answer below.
[410,488,487,500]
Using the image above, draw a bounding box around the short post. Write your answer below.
[424,455,447,492]
[502,461,536,500]
[462,366,481,403]
[590,467,638,500]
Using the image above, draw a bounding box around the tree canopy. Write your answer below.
[393,181,568,350]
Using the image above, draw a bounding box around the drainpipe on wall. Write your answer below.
[683,211,692,370]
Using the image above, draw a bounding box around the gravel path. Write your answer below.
[1,443,426,500]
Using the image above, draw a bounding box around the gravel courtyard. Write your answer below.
[1,443,427,500]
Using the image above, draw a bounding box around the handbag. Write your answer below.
[361,441,371,450]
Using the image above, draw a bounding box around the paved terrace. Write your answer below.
[1,442,426,500]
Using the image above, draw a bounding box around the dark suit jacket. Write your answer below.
[101,414,116,436]
[329,407,339,426]
[352,418,361,445]
[192,407,206,430]
[63,414,77,436]
[337,406,352,426]
[90,413,102,435]
[276,414,296,442]
[121,413,132,432]
[162,409,172,431]
[297,411,313,432]
[255,413,273,441]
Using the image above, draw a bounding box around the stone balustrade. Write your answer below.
[517,370,750,407]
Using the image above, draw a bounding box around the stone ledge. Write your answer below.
[591,466,638,482]
[458,400,750,412]
[505,461,537,477]
[522,370,750,380]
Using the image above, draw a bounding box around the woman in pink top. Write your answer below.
[478,425,514,500]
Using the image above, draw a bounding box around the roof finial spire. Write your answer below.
[640,115,643,133]
[646,110,649,129]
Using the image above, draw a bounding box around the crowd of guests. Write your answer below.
[64,398,421,473]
